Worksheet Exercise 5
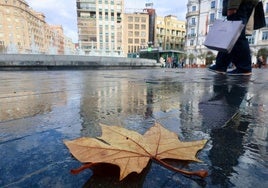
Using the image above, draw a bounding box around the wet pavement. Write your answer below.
[0,68,267,188]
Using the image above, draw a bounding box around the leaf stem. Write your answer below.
[70,163,93,174]
[153,158,208,178]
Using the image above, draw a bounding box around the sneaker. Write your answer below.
[208,65,226,74]
[227,69,252,76]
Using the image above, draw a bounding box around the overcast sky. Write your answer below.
[26,0,188,43]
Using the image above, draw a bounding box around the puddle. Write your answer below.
[0,69,267,187]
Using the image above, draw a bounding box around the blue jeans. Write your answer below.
[215,2,255,72]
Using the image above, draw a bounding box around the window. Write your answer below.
[262,31,268,40]
[135,17,140,22]
[135,39,139,44]
[128,24,133,29]
[105,12,108,20]
[141,24,146,30]
[128,31,133,36]
[128,38,133,43]
[99,25,103,30]
[190,28,195,35]
[266,3,268,13]
[141,17,146,22]
[247,35,255,44]
[211,1,216,9]
[135,24,139,29]
[128,16,133,22]
[190,40,194,46]
[191,18,196,25]
[141,31,146,37]
[192,6,196,12]
[210,13,215,23]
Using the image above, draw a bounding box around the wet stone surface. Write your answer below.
[0,69,267,187]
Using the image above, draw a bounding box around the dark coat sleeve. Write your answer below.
[254,1,266,29]
[222,0,228,16]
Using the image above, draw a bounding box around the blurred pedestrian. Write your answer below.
[257,55,263,68]
[172,57,178,68]
[159,56,165,68]
[181,59,185,68]
[208,0,259,76]
[167,56,172,68]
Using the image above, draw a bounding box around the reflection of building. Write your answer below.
[0,91,51,122]
[79,74,185,136]
[76,0,124,56]
[0,87,67,122]
[185,0,268,66]
[247,82,268,163]
[0,0,75,54]
[80,79,151,135]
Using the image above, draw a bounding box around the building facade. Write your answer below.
[185,0,223,65]
[155,15,186,51]
[76,0,124,56]
[77,1,189,58]
[185,0,268,66]
[247,0,268,63]
[122,11,149,57]
[0,0,75,54]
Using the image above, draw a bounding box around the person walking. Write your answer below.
[167,56,172,68]
[181,58,185,68]
[257,55,264,68]
[172,56,178,68]
[208,0,259,75]
[159,56,166,68]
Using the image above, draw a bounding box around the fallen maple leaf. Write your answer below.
[64,123,208,180]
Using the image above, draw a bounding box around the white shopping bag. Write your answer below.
[204,20,244,53]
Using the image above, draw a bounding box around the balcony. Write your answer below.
[117,17,122,23]
[188,22,196,27]
[77,0,95,3]
[186,11,199,18]
[187,33,196,38]
[77,7,96,12]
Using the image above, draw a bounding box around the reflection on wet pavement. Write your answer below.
[0,69,267,187]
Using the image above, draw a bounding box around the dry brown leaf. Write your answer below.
[64,122,208,180]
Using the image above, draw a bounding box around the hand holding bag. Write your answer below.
[204,20,244,53]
